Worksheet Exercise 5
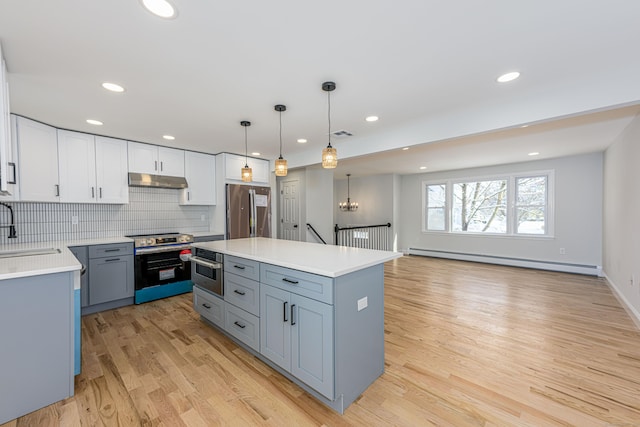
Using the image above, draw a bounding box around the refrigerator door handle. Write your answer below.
[249,189,257,237]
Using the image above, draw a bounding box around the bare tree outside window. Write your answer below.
[516,176,546,234]
[452,180,507,233]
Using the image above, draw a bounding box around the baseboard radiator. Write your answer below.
[408,248,603,276]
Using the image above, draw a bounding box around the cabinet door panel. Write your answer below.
[158,146,184,177]
[89,257,134,305]
[57,130,96,203]
[16,117,59,202]
[95,136,129,203]
[127,141,158,174]
[259,284,291,371]
[291,294,334,399]
[180,151,215,205]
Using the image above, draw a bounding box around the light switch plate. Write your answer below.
[357,296,368,311]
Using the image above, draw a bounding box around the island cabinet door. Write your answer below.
[260,284,291,371]
[290,294,334,399]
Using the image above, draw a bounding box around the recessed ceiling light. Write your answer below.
[141,0,177,18]
[101,82,125,93]
[297,138,307,144]
[402,147,410,151]
[497,71,520,83]
[419,166,427,170]
[528,152,540,156]
[251,152,261,156]
[365,116,379,122]
[163,135,175,140]
[521,124,529,128]
[86,119,103,126]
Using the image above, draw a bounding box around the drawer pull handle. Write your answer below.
[291,304,296,326]
[234,321,246,329]
[104,258,120,262]
[105,249,121,253]
[234,289,246,296]
[234,265,246,270]
[202,303,211,309]
[282,278,299,284]
[283,301,288,322]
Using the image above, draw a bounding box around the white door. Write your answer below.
[17,117,60,202]
[57,130,96,203]
[95,136,129,204]
[280,179,299,241]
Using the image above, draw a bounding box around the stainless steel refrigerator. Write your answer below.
[226,184,272,239]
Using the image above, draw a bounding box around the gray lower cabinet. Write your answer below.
[88,243,134,306]
[193,286,224,328]
[260,283,334,399]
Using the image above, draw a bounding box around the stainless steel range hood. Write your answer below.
[128,172,188,189]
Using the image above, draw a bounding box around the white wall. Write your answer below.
[603,114,640,322]
[305,168,334,244]
[398,153,603,267]
[334,174,395,227]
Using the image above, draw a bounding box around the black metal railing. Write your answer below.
[334,222,392,250]
[306,223,327,244]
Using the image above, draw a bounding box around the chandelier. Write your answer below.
[339,174,358,212]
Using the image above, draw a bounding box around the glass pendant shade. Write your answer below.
[322,145,338,168]
[241,165,252,182]
[275,156,288,176]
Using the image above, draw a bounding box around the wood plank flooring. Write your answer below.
[3,255,640,426]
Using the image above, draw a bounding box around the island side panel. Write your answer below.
[334,263,385,408]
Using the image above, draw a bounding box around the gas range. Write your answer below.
[127,232,194,255]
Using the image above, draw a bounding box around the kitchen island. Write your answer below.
[191,237,401,414]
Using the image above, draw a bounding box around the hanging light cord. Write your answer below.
[244,125,249,168]
[279,110,283,158]
[327,89,332,148]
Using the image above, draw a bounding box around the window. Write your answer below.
[422,171,552,237]
[515,176,547,235]
[452,180,507,233]
[425,184,446,231]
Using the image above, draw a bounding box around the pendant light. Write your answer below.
[321,81,338,168]
[274,104,288,176]
[339,174,358,211]
[240,121,252,182]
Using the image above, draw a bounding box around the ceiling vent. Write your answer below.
[331,130,353,138]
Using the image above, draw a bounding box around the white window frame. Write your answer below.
[422,170,554,238]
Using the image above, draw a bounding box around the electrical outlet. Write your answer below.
[71,215,78,225]
[357,296,368,311]
[559,248,566,255]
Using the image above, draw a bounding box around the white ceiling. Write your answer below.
[1,0,639,177]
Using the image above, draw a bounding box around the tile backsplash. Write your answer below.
[0,187,213,244]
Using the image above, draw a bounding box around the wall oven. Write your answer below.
[191,247,223,297]
[128,233,194,304]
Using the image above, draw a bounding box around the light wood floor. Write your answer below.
[3,256,640,426]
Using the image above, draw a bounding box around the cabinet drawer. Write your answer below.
[89,243,133,258]
[224,272,260,316]
[224,255,260,281]
[261,264,333,305]
[194,286,224,329]
[225,304,260,352]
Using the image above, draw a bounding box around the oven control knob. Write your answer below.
[148,238,156,245]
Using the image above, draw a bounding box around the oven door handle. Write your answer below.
[134,244,193,255]
[190,256,222,270]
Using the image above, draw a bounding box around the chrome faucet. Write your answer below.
[0,202,17,238]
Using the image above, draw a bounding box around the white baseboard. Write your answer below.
[408,248,603,276]
[603,273,640,331]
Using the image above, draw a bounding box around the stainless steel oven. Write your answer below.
[127,233,194,304]
[191,247,223,297]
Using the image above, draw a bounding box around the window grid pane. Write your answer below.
[452,180,507,233]
[516,176,547,235]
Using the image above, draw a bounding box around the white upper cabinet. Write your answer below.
[95,136,129,204]
[16,116,60,202]
[58,130,96,203]
[128,141,184,177]
[57,130,128,204]
[0,115,19,201]
[180,151,216,205]
[224,153,269,184]
[0,45,12,197]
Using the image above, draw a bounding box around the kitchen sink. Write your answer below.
[0,248,61,259]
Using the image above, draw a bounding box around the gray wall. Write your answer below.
[306,168,334,244]
[603,114,640,321]
[398,152,603,266]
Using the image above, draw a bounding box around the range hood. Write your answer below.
[128,172,188,189]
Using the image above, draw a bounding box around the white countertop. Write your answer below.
[192,237,402,277]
